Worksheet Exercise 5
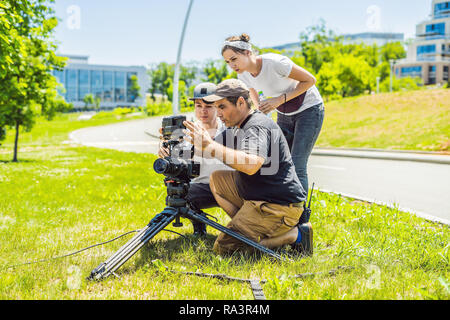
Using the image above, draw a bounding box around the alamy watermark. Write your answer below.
[66,4,81,30]
[366,5,382,32]
[168,127,281,175]
[66,265,82,290]
[363,264,381,290]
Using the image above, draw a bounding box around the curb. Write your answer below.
[312,148,450,165]
[315,147,449,156]
[318,188,450,226]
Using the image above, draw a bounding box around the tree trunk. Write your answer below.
[12,120,19,162]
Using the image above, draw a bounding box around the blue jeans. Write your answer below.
[277,103,325,195]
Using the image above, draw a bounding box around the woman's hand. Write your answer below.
[258,95,284,114]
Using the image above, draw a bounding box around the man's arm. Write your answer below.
[183,121,265,176]
[206,141,264,176]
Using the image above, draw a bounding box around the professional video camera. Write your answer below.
[153,115,200,209]
[88,115,285,281]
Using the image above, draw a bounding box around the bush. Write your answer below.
[113,107,134,117]
[444,80,450,89]
[380,77,423,93]
[146,101,172,116]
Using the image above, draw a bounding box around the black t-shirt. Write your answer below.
[215,110,306,205]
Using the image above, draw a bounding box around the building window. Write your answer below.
[428,66,436,85]
[417,45,436,61]
[114,71,126,103]
[66,69,78,102]
[401,66,422,78]
[79,69,90,101]
[444,66,449,81]
[52,69,66,98]
[53,69,65,84]
[425,23,445,40]
[435,2,450,18]
[103,71,113,102]
[91,70,102,100]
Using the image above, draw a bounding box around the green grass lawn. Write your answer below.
[315,88,450,152]
[0,111,448,299]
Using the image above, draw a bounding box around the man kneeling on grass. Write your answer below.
[183,79,313,256]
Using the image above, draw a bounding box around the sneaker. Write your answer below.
[291,222,313,256]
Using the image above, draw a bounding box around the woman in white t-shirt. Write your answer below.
[221,34,325,223]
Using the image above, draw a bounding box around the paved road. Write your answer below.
[70,116,450,224]
[69,114,196,154]
[308,156,450,224]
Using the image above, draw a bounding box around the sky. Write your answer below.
[52,0,431,67]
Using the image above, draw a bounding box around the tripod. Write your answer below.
[88,179,286,281]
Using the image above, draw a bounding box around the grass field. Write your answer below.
[0,112,449,299]
[315,89,450,152]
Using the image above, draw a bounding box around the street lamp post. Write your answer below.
[389,59,396,93]
[172,0,195,115]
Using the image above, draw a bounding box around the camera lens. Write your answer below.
[153,158,169,174]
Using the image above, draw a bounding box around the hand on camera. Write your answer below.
[158,127,170,158]
[183,120,214,152]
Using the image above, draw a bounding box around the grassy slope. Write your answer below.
[316,89,450,152]
[0,112,448,299]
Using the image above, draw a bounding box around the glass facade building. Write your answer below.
[53,55,148,110]
[394,0,450,85]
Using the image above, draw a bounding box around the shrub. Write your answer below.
[146,101,172,116]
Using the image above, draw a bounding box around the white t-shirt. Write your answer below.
[238,53,323,116]
[191,119,233,184]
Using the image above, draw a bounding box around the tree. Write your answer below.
[317,54,375,99]
[83,94,94,110]
[202,60,232,83]
[128,75,141,103]
[298,19,343,74]
[147,62,174,101]
[380,76,423,93]
[0,0,71,162]
[94,96,101,110]
[147,61,201,104]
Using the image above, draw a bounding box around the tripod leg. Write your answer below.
[88,207,179,281]
[185,209,290,262]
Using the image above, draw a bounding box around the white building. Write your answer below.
[394,0,450,85]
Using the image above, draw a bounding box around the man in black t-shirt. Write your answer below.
[183,79,313,256]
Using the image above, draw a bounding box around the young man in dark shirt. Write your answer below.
[183,79,313,256]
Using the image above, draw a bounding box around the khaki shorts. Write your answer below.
[210,170,304,255]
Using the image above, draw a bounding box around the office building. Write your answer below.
[52,55,149,110]
[342,32,404,46]
[394,0,450,85]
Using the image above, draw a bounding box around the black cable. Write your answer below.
[161,229,187,239]
[3,229,142,271]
